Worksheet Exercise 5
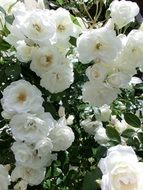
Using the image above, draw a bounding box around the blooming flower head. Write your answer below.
[77,27,122,64]
[1,80,43,119]
[98,145,143,190]
[109,0,139,29]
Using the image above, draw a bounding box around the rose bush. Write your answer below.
[0,0,142,190]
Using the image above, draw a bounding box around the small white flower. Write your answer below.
[86,64,108,82]
[99,104,112,122]
[110,115,127,134]
[106,71,131,88]
[52,8,75,40]
[34,138,53,157]
[11,165,46,186]
[109,0,139,29]
[24,0,45,10]
[118,30,143,74]
[40,64,74,93]
[82,81,120,107]
[81,119,103,135]
[11,142,33,163]
[77,27,122,64]
[94,125,109,145]
[49,120,75,151]
[16,40,34,62]
[1,80,44,118]
[20,10,56,43]
[11,141,53,169]
[66,115,74,125]
[98,145,143,190]
[30,45,61,77]
[10,113,52,143]
[0,164,10,190]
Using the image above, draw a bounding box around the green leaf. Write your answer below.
[57,0,64,5]
[127,137,140,149]
[69,36,77,46]
[70,15,81,26]
[82,168,102,190]
[5,15,14,24]
[124,113,141,128]
[93,146,107,162]
[106,126,121,143]
[121,128,135,138]
[138,132,143,143]
[0,38,11,51]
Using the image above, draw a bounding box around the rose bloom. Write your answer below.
[109,0,139,29]
[82,81,120,107]
[98,145,143,190]
[40,64,74,93]
[11,165,46,186]
[77,27,122,64]
[1,80,43,119]
[49,118,75,151]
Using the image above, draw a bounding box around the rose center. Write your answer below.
[57,24,65,32]
[120,180,135,190]
[33,24,41,32]
[95,43,102,50]
[40,55,53,66]
[16,92,27,103]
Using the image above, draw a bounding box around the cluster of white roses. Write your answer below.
[4,0,82,93]
[81,103,141,145]
[1,79,75,189]
[77,0,143,107]
[2,0,142,106]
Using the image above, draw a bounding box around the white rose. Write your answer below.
[11,142,33,163]
[86,64,108,82]
[98,145,143,190]
[34,138,53,157]
[30,45,61,77]
[0,165,10,190]
[11,141,53,169]
[118,30,143,75]
[24,0,45,10]
[106,71,131,88]
[94,125,109,145]
[11,165,46,186]
[19,10,56,44]
[49,121,75,151]
[111,115,127,134]
[1,80,44,118]
[81,119,103,135]
[52,8,75,40]
[82,81,120,107]
[77,27,122,64]
[10,113,51,143]
[16,40,34,62]
[99,104,112,122]
[109,0,139,29]
[40,64,74,93]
